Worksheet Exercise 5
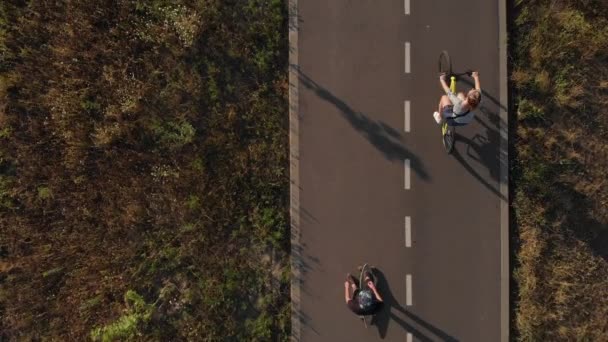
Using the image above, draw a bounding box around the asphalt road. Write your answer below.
[291,0,506,341]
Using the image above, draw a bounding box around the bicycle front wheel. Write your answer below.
[438,51,452,76]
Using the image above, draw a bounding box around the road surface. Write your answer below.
[289,0,508,341]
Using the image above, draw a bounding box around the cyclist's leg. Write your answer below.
[438,95,452,113]
[445,117,467,127]
[441,104,456,121]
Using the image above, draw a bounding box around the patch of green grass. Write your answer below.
[0,2,8,59]
[517,98,545,122]
[186,194,200,210]
[81,98,101,112]
[90,290,154,342]
[80,295,103,314]
[252,207,287,249]
[0,127,11,139]
[180,222,196,233]
[42,267,64,278]
[37,186,52,200]
[191,156,204,172]
[149,119,196,150]
[246,313,273,340]
[0,175,14,209]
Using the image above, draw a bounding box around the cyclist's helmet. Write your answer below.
[358,289,374,309]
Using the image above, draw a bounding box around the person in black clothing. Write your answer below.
[344,272,384,316]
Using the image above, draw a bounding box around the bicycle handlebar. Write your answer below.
[439,70,475,78]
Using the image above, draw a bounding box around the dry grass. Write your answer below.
[512,0,608,340]
[0,0,289,340]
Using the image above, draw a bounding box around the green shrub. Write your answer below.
[149,119,196,150]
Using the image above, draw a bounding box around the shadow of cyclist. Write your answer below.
[372,269,459,341]
[292,67,431,181]
[452,105,506,200]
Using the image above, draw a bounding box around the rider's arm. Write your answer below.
[368,283,384,302]
[472,71,481,91]
[439,74,451,94]
[344,282,351,303]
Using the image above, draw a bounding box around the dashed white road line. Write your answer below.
[405,216,412,247]
[404,42,411,74]
[404,159,411,190]
[404,100,411,132]
[405,4,414,339]
[406,274,413,306]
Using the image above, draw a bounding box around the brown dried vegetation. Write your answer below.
[0,0,289,340]
[512,0,608,340]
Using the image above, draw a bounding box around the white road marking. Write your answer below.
[404,159,411,190]
[405,42,411,74]
[405,216,411,247]
[404,0,410,15]
[406,274,413,306]
[404,100,411,132]
[407,332,413,342]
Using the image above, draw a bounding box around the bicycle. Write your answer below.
[357,263,378,328]
[437,51,473,154]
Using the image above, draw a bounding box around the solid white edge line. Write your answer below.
[404,100,410,132]
[405,42,411,74]
[405,216,411,247]
[406,274,412,306]
[407,332,413,342]
[404,159,410,190]
[405,0,410,15]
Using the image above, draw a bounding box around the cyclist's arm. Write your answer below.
[344,282,351,303]
[369,283,384,302]
[472,71,481,91]
[440,75,451,95]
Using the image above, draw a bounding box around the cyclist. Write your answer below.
[344,272,384,316]
[433,71,481,126]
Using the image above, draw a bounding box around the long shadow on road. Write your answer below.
[452,103,506,200]
[294,67,430,181]
[373,269,459,341]
[449,78,508,200]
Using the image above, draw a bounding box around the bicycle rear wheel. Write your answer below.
[442,123,455,154]
[438,51,452,76]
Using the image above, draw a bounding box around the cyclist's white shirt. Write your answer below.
[445,90,478,124]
